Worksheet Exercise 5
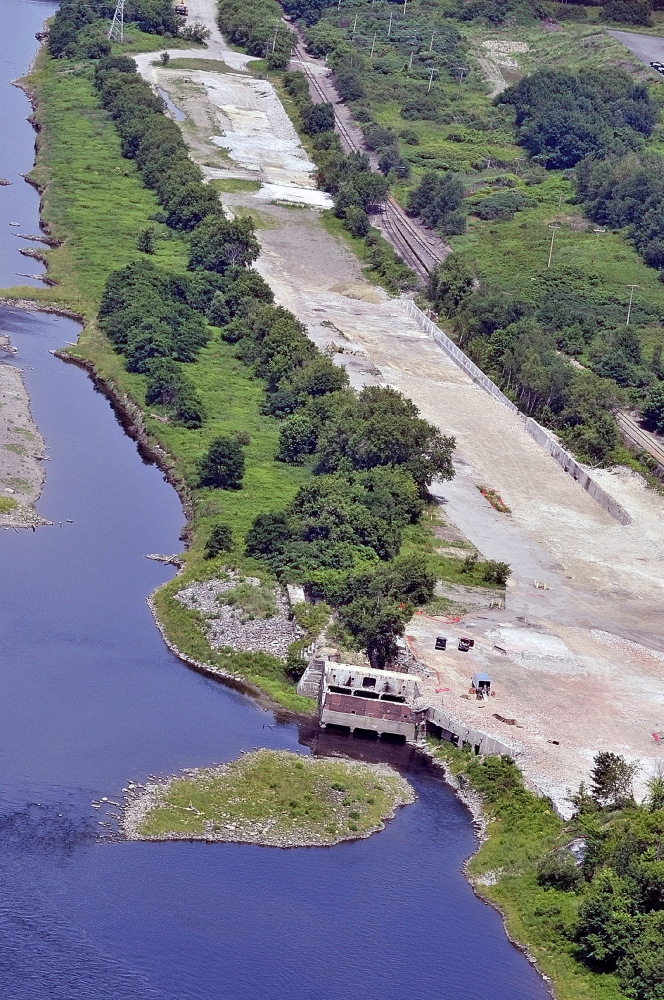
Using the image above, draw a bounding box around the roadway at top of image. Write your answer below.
[608,28,664,67]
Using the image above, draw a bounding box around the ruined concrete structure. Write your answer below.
[318,663,428,740]
[298,655,517,754]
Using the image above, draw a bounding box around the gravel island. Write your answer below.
[123,749,415,847]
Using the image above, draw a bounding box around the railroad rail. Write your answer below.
[617,412,664,474]
[292,43,445,281]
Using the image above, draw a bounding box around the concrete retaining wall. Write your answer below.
[426,706,517,758]
[402,300,631,526]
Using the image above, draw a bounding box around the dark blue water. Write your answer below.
[0,6,551,999]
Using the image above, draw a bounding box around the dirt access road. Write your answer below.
[138,1,664,811]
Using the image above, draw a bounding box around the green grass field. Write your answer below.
[135,749,413,842]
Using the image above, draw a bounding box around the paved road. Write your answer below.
[608,29,664,66]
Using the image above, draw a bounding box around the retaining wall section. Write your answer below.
[426,706,518,758]
[402,299,631,526]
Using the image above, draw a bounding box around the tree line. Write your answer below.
[49,0,190,59]
[84,43,457,668]
[497,68,657,170]
[426,253,664,464]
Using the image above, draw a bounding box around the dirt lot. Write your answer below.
[139,2,664,811]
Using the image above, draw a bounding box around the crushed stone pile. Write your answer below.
[176,575,304,660]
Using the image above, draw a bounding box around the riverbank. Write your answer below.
[122,748,415,846]
[429,744,624,1000]
[0,338,49,529]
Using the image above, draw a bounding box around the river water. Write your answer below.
[0,5,552,998]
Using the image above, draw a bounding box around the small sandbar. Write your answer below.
[0,350,48,529]
[122,749,415,847]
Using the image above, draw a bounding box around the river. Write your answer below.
[0,5,552,998]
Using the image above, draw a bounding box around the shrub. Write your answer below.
[472,191,535,221]
[643,382,664,433]
[343,206,370,237]
[482,560,511,585]
[197,436,245,490]
[301,102,335,135]
[407,172,465,233]
[137,227,156,253]
[602,0,652,24]
[204,524,234,558]
[537,850,583,891]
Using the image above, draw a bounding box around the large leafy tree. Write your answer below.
[339,597,413,669]
[189,215,261,273]
[590,751,638,809]
[197,436,245,490]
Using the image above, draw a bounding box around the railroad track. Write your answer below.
[293,44,444,281]
[617,412,664,472]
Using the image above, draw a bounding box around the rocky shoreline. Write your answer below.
[426,750,555,996]
[122,750,416,848]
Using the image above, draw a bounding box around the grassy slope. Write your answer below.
[137,749,411,840]
[436,744,626,1000]
[6,47,312,712]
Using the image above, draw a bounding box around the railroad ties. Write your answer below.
[293,44,446,281]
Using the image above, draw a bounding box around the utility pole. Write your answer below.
[352,13,358,36]
[429,32,435,51]
[427,66,438,93]
[370,32,377,58]
[409,44,415,70]
[513,156,524,175]
[626,284,639,326]
[108,0,125,43]
[591,227,605,265]
[403,0,408,15]
[388,10,393,35]
[455,66,467,100]
[271,21,279,54]
[547,222,561,269]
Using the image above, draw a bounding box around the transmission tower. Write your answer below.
[108,0,125,43]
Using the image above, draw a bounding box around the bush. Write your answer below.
[482,560,511,585]
[407,172,465,233]
[137,227,156,253]
[343,205,370,237]
[472,191,535,221]
[204,524,234,558]
[643,383,664,433]
[537,850,583,891]
[197,435,245,490]
[378,148,411,179]
[602,0,652,24]
[301,102,335,135]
